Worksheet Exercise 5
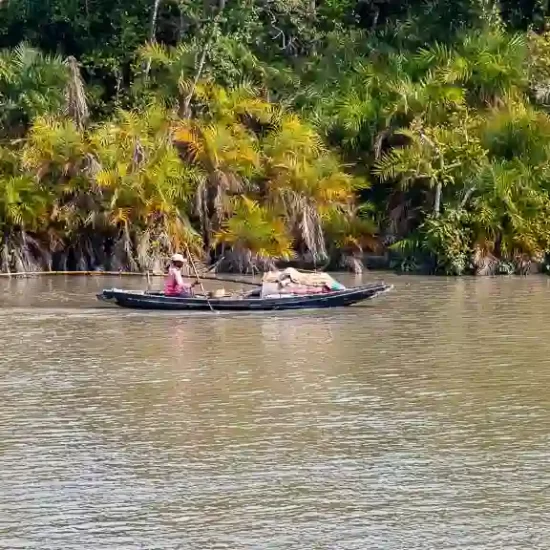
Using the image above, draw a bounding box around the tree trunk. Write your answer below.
[64,56,89,129]
[371,7,380,30]
[144,0,163,79]
[150,0,162,41]
[434,181,442,217]
[182,33,212,118]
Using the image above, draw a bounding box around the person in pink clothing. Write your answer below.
[164,253,199,297]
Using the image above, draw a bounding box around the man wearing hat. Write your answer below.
[164,253,199,297]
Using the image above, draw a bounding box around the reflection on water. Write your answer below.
[1,274,550,549]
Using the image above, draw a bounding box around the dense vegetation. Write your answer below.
[3,0,550,274]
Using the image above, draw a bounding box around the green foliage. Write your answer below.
[420,210,472,275]
[215,196,294,266]
[3,0,550,272]
[0,44,68,134]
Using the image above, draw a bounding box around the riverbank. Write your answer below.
[1,251,548,279]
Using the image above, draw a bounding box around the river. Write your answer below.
[1,274,550,549]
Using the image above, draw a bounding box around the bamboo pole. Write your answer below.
[0,269,261,286]
[185,245,215,313]
[0,270,163,278]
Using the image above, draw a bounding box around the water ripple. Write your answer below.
[1,274,550,549]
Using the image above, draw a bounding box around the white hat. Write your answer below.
[171,253,185,263]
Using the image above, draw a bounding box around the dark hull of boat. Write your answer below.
[97,283,393,311]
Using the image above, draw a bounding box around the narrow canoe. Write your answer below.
[97,282,393,311]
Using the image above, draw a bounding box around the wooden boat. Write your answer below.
[97,282,393,311]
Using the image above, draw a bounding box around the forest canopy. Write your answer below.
[2,0,550,274]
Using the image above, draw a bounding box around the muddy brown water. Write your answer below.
[1,274,550,549]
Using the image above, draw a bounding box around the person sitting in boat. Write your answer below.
[164,253,199,297]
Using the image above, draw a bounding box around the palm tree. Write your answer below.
[171,84,269,247]
[214,196,294,272]
[481,102,550,165]
[374,114,487,216]
[0,44,68,136]
[322,206,379,273]
[92,104,201,270]
[137,33,264,114]
[459,29,527,104]
[469,160,550,271]
[21,115,101,269]
[262,113,358,262]
[0,146,50,272]
[137,41,197,111]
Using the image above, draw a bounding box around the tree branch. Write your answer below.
[460,186,476,208]
[181,2,226,118]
